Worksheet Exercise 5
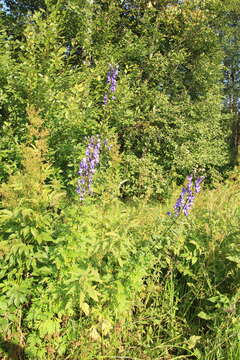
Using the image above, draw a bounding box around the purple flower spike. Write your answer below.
[195,176,205,193]
[168,174,205,217]
[77,135,111,201]
[104,64,118,104]
[103,94,108,105]
[77,136,101,200]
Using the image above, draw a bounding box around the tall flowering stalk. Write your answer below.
[104,64,118,104]
[77,136,101,200]
[168,175,205,217]
[77,136,110,201]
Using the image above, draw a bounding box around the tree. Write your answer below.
[4,0,46,15]
[220,1,240,165]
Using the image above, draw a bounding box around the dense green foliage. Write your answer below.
[0,0,235,195]
[0,154,240,358]
[0,0,240,359]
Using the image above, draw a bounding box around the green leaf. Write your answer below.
[188,335,201,350]
[80,302,90,316]
[197,311,212,320]
[38,319,60,338]
[86,286,100,302]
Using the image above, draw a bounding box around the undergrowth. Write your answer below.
[0,108,239,359]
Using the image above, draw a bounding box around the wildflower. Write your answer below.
[77,136,110,201]
[104,64,118,104]
[195,176,205,193]
[103,95,108,105]
[174,187,187,216]
[168,174,205,217]
[77,136,101,200]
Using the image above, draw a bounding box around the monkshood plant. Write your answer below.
[150,174,205,268]
[77,135,111,200]
[167,174,205,217]
[104,64,119,104]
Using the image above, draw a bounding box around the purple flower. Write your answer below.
[195,176,205,193]
[174,187,187,216]
[183,193,195,216]
[77,136,101,200]
[77,135,111,201]
[103,94,108,105]
[168,174,205,217]
[104,65,118,104]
